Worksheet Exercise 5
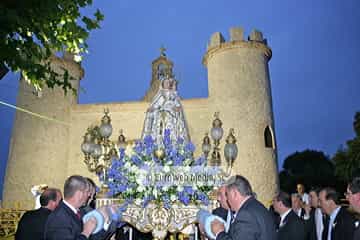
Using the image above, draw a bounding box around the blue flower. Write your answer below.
[117,184,127,192]
[131,155,142,166]
[144,135,155,154]
[163,129,171,146]
[184,186,195,195]
[103,128,213,207]
[164,129,171,137]
[185,142,195,153]
[173,154,185,166]
[144,135,154,147]
[169,149,178,158]
[197,191,209,206]
[178,191,190,205]
[119,148,125,160]
[142,195,154,207]
[111,159,124,169]
[162,195,171,209]
[134,141,144,154]
[176,137,184,145]
[193,156,206,166]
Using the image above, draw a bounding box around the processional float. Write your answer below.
[81,74,238,240]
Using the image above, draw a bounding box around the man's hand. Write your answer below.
[97,206,110,223]
[211,219,225,237]
[82,217,97,238]
[199,223,205,235]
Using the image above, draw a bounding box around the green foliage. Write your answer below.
[333,112,360,182]
[0,0,104,94]
[279,149,335,193]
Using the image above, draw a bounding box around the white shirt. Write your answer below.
[314,208,324,240]
[63,199,78,214]
[279,209,292,227]
[327,207,341,240]
[225,210,231,232]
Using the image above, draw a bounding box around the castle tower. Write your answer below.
[203,27,278,203]
[2,53,83,208]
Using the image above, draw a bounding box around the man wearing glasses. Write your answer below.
[347,177,360,240]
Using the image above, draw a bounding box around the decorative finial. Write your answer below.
[160,45,166,57]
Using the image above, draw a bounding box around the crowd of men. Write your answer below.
[208,178,360,240]
[14,174,360,240]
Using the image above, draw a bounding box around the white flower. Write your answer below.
[177,186,184,192]
[138,185,145,192]
[164,166,170,173]
[136,175,144,185]
[183,166,191,172]
[130,165,138,173]
[134,198,141,206]
[124,161,131,169]
[153,188,158,198]
[170,194,177,202]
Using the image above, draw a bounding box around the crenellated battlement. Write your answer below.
[207,27,267,49]
[203,27,271,66]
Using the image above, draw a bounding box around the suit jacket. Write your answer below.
[268,205,280,227]
[216,197,277,240]
[277,210,306,240]
[213,207,229,222]
[305,208,317,240]
[44,201,87,240]
[322,207,355,240]
[15,207,52,240]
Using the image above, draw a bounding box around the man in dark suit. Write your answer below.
[307,187,325,240]
[319,187,355,240]
[15,188,62,240]
[347,177,360,240]
[44,175,97,240]
[272,191,306,240]
[211,175,277,240]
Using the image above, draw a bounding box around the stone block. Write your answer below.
[230,27,244,41]
[249,30,263,42]
[209,32,225,48]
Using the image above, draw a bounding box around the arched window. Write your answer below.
[264,126,274,148]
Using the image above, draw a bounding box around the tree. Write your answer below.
[0,0,104,94]
[333,112,360,182]
[279,149,335,193]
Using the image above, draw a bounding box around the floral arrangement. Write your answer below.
[105,129,220,208]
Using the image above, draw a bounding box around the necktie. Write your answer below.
[322,215,329,240]
[231,213,236,223]
[279,218,284,228]
[76,210,81,219]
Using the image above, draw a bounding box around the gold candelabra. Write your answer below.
[202,112,238,172]
[81,109,126,184]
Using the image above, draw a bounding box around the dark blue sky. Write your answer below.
[1,0,360,199]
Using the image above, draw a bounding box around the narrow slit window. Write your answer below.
[264,126,274,148]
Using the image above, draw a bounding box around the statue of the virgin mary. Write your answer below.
[141,75,190,145]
